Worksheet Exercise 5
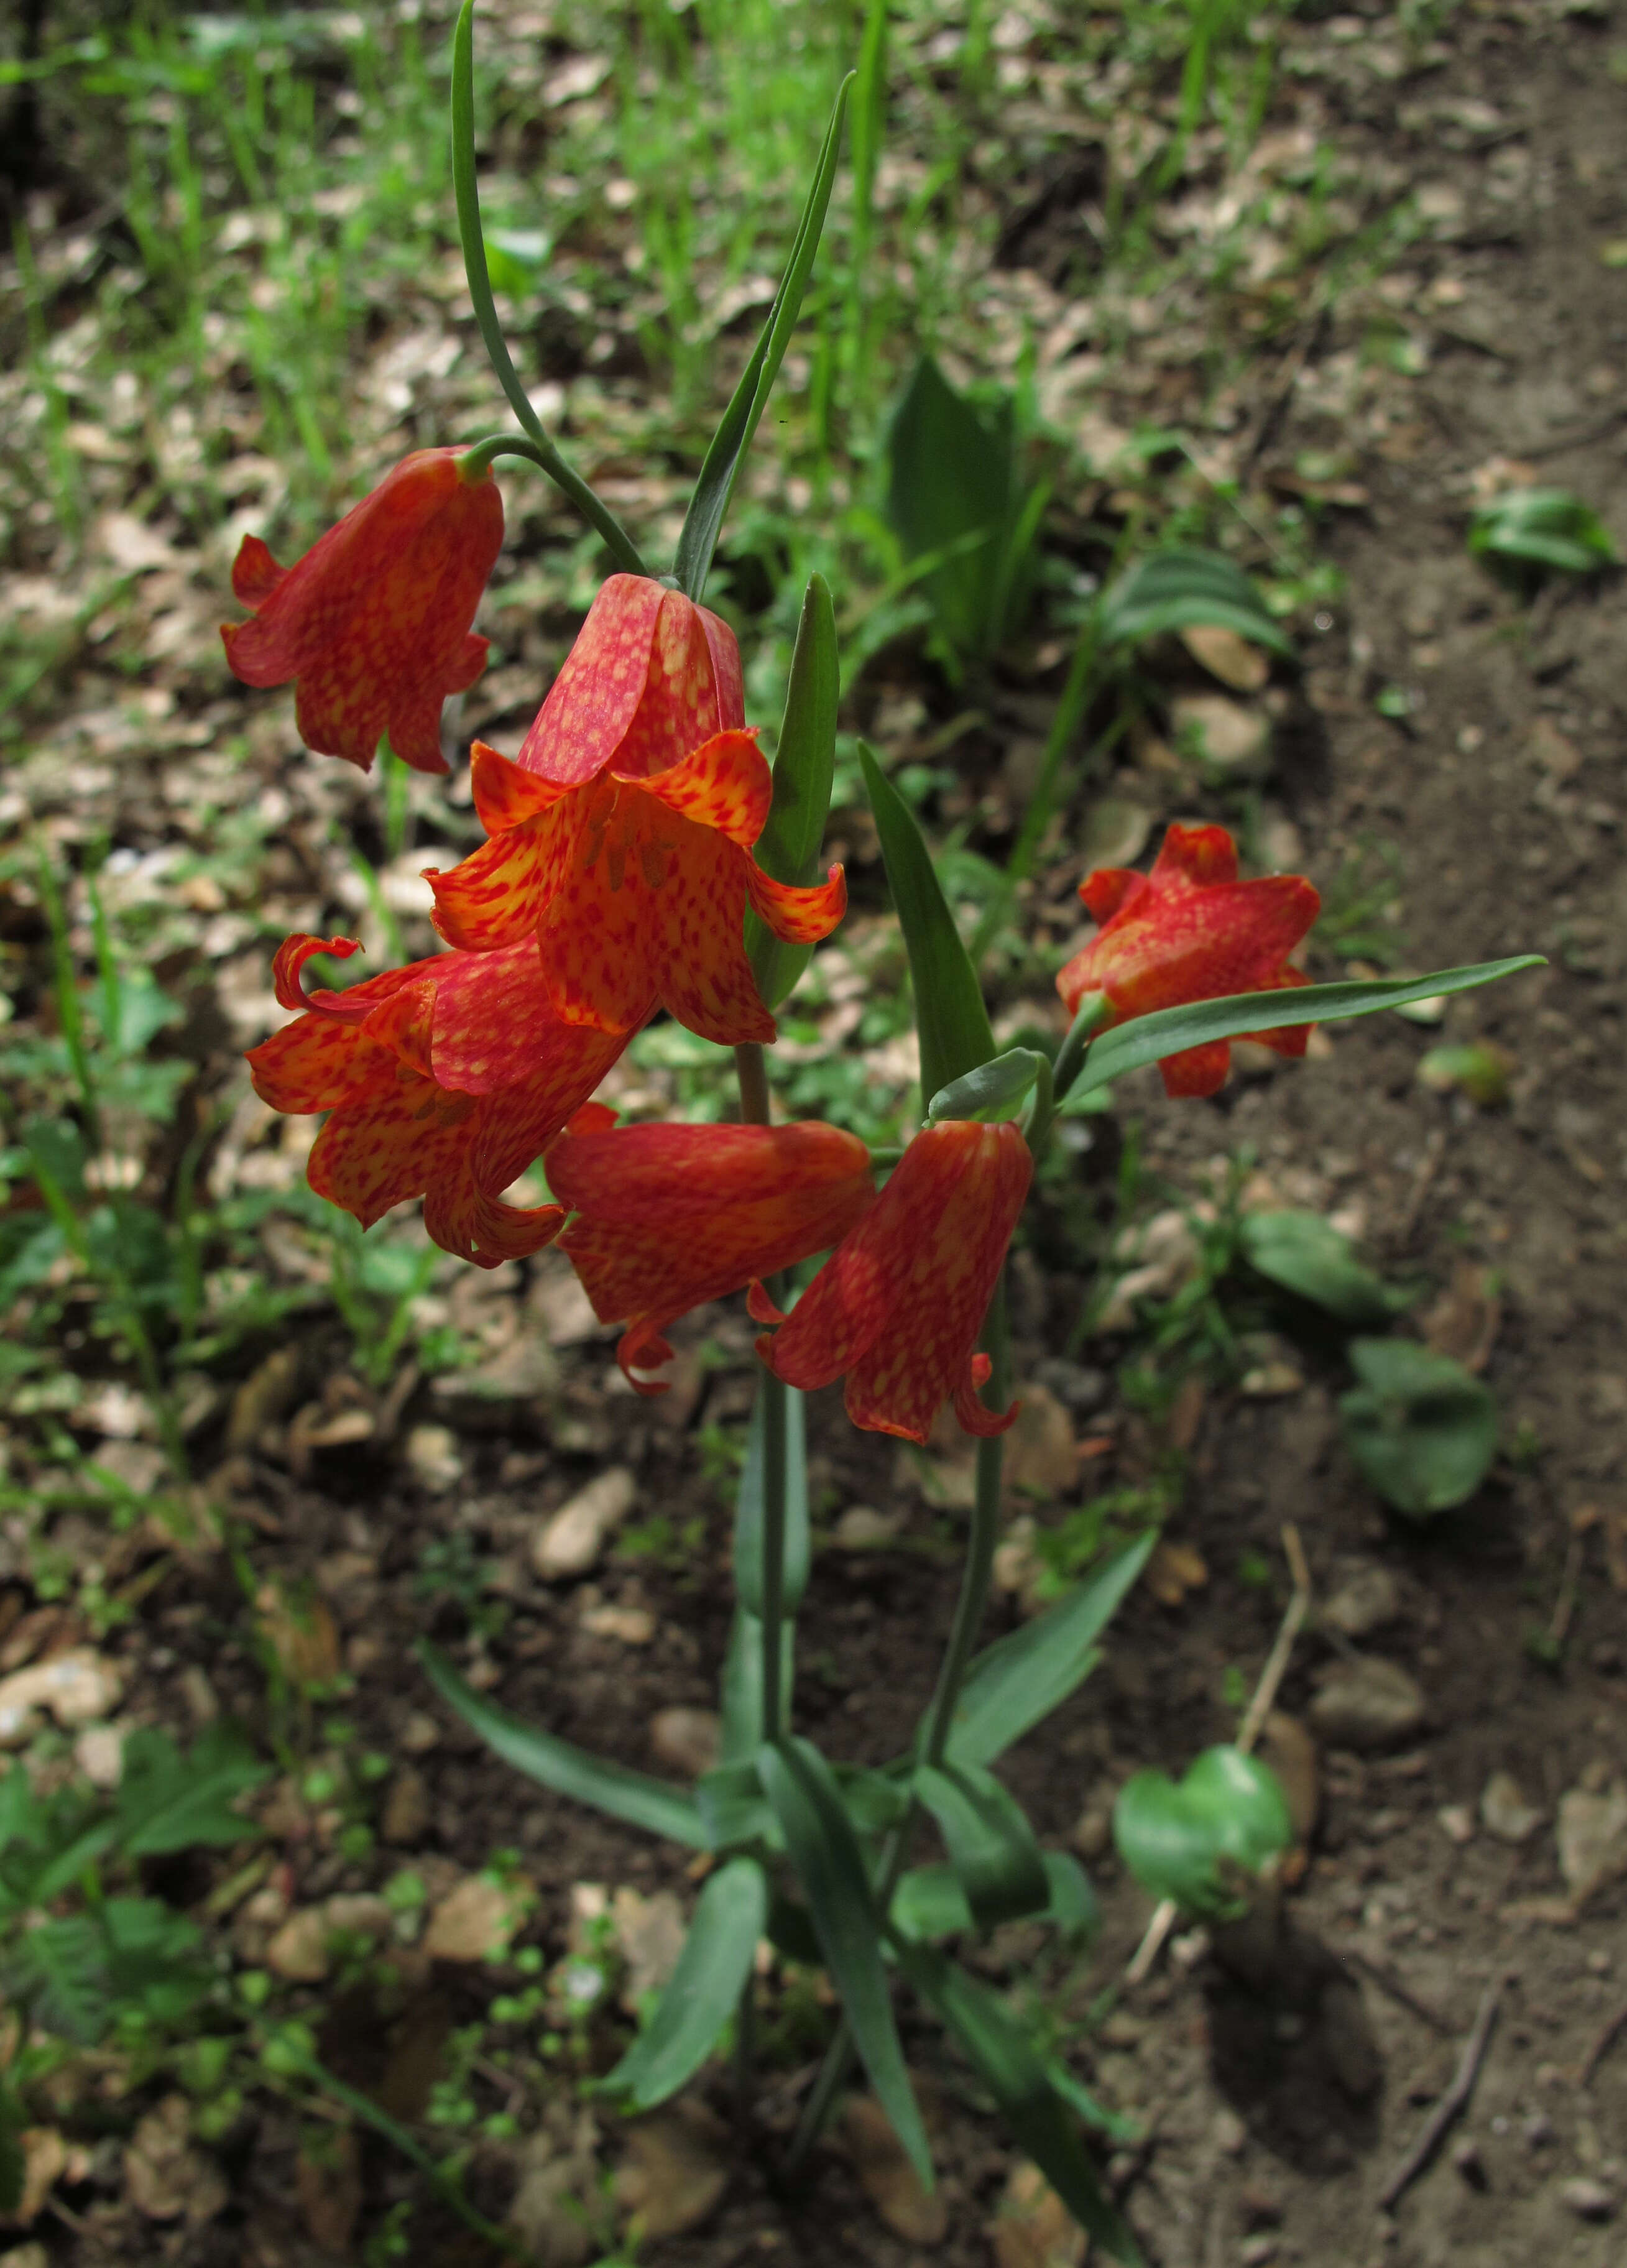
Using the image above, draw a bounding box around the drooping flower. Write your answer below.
[757,1120,1032,1445]
[547,1114,876,1389]
[246,934,625,1266]
[221,449,504,775]
[425,574,845,1046]
[1056,822,1320,1099]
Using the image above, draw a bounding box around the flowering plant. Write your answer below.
[223,4,1537,2249]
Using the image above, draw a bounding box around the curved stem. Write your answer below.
[449,4,646,576]
[458,433,645,578]
[1050,990,1113,1107]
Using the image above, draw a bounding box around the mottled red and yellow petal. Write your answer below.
[629,729,769,847]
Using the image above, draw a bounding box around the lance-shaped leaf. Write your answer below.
[601,1856,767,2110]
[860,742,997,1109]
[899,1945,1143,2265]
[734,1383,810,1618]
[915,1763,1051,1931]
[1096,546,1294,659]
[890,1850,1098,1947]
[418,1643,705,1848]
[673,81,853,602]
[1060,957,1542,1110]
[927,1047,1045,1126]
[747,575,840,1010]
[944,1534,1155,1769]
[758,1736,933,2184]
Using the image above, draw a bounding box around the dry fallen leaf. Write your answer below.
[1181,621,1271,691]
[1422,1259,1501,1371]
[1145,1539,1209,1608]
[987,2159,1087,2268]
[844,2093,945,2245]
[616,2101,731,2242]
[124,2096,229,2225]
[423,1871,532,1963]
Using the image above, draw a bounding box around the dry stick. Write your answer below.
[1579,1998,1627,2088]
[1125,1524,1312,1986]
[1378,1978,1503,2214]
[1340,1945,1455,2038]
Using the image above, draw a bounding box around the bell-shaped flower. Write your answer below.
[246,933,625,1266]
[756,1120,1032,1445]
[221,449,504,775]
[548,1113,876,1389]
[424,574,845,1045]
[1056,821,1320,1098]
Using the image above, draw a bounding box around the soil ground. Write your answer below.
[2,1,1626,2264]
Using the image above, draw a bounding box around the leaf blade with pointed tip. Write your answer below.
[747,576,840,1012]
[915,1763,1051,1930]
[601,1856,767,2110]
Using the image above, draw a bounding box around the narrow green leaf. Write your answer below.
[1238,1210,1410,1329]
[734,1385,809,1617]
[926,1048,1044,1126]
[915,1763,1050,1931]
[860,742,997,1107]
[946,1534,1155,1769]
[602,1857,767,2110]
[718,1610,793,1771]
[1339,1337,1498,1516]
[899,1946,1142,2265]
[1113,1747,1293,1920]
[695,1758,781,1852]
[1096,546,1294,658]
[1468,487,1617,574]
[758,1737,933,2185]
[673,79,852,602]
[418,1643,706,1848]
[747,575,840,1010]
[1062,958,1542,1110]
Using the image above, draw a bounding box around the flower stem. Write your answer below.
[1050,989,1113,1107]
[785,1275,1011,2171]
[450,2,645,576]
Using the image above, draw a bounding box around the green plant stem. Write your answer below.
[969,612,1102,964]
[786,1277,1012,2172]
[449,4,645,576]
[1049,992,1113,1110]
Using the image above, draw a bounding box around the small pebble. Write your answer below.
[1557,2177,1615,2223]
[1239,2236,1278,2267]
[1437,1804,1475,1846]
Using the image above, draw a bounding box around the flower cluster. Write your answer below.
[231,456,1320,1439]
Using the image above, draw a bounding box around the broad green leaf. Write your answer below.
[7,1915,107,2043]
[946,1534,1155,1769]
[418,1643,706,1848]
[1468,487,1617,575]
[673,78,852,602]
[1339,1337,1497,1516]
[884,356,1031,663]
[734,1383,809,1618]
[602,1856,767,2110]
[899,1945,1141,2264]
[1096,546,1294,660]
[758,1737,933,2185]
[102,1896,210,2026]
[747,576,840,1010]
[1061,958,1542,1110]
[1113,1747,1293,1920]
[765,1888,823,1966]
[834,1763,913,1838]
[115,1723,270,1856]
[1238,1210,1409,1329]
[891,1851,1099,1947]
[860,742,997,1109]
[915,1763,1050,1931]
[926,1048,1044,1127]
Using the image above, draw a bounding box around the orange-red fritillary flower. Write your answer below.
[548,1112,875,1390]
[425,574,846,1045]
[1056,822,1320,1099]
[756,1120,1032,1445]
[221,449,504,775]
[246,934,625,1266]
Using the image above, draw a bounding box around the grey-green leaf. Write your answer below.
[1238,1210,1409,1329]
[1061,958,1542,1110]
[915,1763,1051,1931]
[758,1737,933,2184]
[946,1534,1155,1769]
[860,742,997,1109]
[746,575,840,1011]
[1097,546,1295,660]
[1113,1746,1293,1920]
[1339,1337,1498,1516]
[418,1643,706,1848]
[926,1048,1044,1127]
[602,1856,767,2109]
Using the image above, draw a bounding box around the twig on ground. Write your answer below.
[1397,1127,1447,1245]
[1378,1977,1503,2213]
[1579,1999,1627,2088]
[1126,1524,1311,1986]
[1340,1943,1455,2036]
